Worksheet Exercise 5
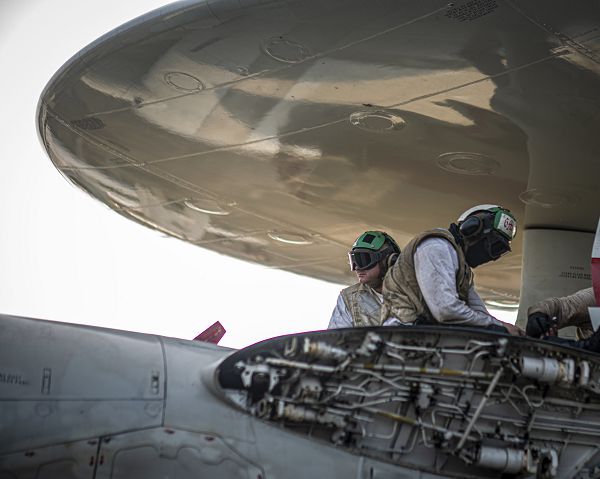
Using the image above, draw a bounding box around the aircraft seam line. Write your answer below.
[2,425,166,456]
[505,0,600,64]
[48,48,564,172]
[75,5,452,118]
[91,435,102,479]
[0,398,165,402]
[158,335,168,427]
[524,226,596,234]
[44,107,335,240]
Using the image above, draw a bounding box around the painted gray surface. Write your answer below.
[3,315,600,477]
[0,315,165,452]
[0,315,462,478]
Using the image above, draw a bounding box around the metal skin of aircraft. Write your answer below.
[2,313,600,479]
[2,0,600,478]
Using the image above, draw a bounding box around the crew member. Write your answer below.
[328,231,400,329]
[381,205,523,335]
[526,287,600,352]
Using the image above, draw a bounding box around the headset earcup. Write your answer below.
[459,216,482,238]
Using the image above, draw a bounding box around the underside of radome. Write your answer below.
[38,0,600,319]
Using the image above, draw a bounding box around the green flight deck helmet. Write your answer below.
[348,231,401,272]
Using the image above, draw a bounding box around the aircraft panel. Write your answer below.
[94,428,263,479]
[5,313,600,477]
[160,337,265,443]
[0,316,165,454]
[0,439,97,479]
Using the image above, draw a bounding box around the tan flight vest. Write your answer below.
[340,282,383,327]
[381,229,473,324]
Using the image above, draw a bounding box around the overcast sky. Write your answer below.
[0,0,515,349]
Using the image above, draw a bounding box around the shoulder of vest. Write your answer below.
[343,282,378,295]
[341,282,363,295]
[409,228,457,250]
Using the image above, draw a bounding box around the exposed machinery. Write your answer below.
[220,327,600,478]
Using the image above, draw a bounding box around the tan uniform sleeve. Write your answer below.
[527,287,595,334]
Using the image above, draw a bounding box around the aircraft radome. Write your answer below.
[2,0,600,477]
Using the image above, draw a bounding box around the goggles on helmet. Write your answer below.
[348,246,393,271]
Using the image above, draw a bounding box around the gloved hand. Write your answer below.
[525,312,557,338]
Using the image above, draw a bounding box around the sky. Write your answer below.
[0,0,515,349]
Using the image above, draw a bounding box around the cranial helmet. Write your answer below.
[456,204,517,268]
[348,231,400,271]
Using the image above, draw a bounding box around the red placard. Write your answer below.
[194,321,226,344]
